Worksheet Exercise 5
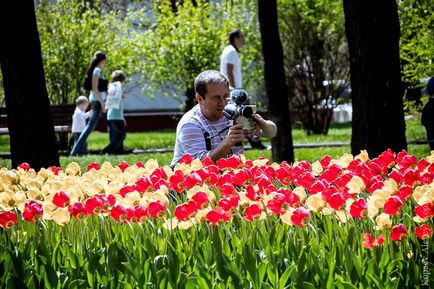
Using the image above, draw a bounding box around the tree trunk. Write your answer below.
[0,1,60,169]
[258,0,294,163]
[343,0,407,157]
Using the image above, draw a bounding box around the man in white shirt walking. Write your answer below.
[220,29,244,89]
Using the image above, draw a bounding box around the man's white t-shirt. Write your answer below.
[220,45,242,89]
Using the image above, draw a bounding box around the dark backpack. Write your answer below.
[83,76,108,92]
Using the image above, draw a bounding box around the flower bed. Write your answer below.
[0,150,433,288]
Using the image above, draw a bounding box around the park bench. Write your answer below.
[0,104,76,152]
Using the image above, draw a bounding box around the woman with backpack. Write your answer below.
[70,51,108,156]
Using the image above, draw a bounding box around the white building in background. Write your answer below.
[123,75,184,111]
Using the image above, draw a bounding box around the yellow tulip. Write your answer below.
[311,161,324,176]
[346,176,366,194]
[355,150,369,162]
[51,207,71,226]
[374,213,391,230]
[65,162,81,176]
[306,193,326,213]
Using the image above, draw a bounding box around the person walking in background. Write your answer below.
[220,29,267,150]
[421,77,434,150]
[220,29,244,90]
[70,51,108,156]
[71,96,91,152]
[102,70,127,155]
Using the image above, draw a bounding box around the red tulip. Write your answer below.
[169,170,184,193]
[196,156,211,167]
[243,204,262,221]
[414,203,434,219]
[216,155,242,170]
[296,172,316,189]
[86,162,100,171]
[68,202,87,219]
[17,162,30,171]
[134,204,149,223]
[291,207,310,226]
[206,207,232,225]
[320,155,332,168]
[118,161,129,172]
[390,224,408,241]
[179,154,193,164]
[396,150,416,169]
[52,190,70,207]
[0,211,18,229]
[218,195,240,212]
[148,200,166,219]
[135,177,152,193]
[119,185,136,198]
[110,204,128,222]
[402,169,419,187]
[174,201,198,221]
[383,196,404,215]
[191,191,209,209]
[48,166,62,175]
[23,200,43,222]
[363,233,385,249]
[349,198,367,219]
[135,161,145,168]
[183,172,203,189]
[267,188,300,214]
[415,224,432,240]
[85,196,104,215]
[233,168,252,186]
[328,192,346,211]
[219,182,235,197]
[395,185,412,201]
[376,149,395,168]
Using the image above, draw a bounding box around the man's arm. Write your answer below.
[252,114,277,138]
[226,63,236,89]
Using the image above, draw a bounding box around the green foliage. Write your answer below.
[134,0,263,110]
[35,0,141,104]
[399,0,434,86]
[398,0,434,110]
[277,0,350,134]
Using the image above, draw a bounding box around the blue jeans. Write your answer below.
[70,101,102,156]
[73,132,88,154]
[102,120,126,154]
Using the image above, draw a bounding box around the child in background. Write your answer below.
[102,70,127,154]
[71,96,91,153]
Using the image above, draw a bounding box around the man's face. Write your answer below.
[236,33,245,49]
[197,83,229,122]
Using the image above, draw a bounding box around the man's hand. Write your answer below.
[224,123,245,147]
[207,123,245,162]
[251,114,277,138]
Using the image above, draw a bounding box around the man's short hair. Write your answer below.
[76,95,88,106]
[194,70,229,98]
[229,29,242,45]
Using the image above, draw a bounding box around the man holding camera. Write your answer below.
[170,70,277,167]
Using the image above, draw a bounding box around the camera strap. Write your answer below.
[203,125,231,151]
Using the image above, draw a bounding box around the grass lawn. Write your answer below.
[0,118,430,169]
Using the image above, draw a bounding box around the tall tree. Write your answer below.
[343,0,407,157]
[0,1,59,169]
[258,0,294,163]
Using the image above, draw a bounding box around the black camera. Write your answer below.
[223,89,256,129]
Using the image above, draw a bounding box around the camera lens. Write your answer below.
[240,106,253,118]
